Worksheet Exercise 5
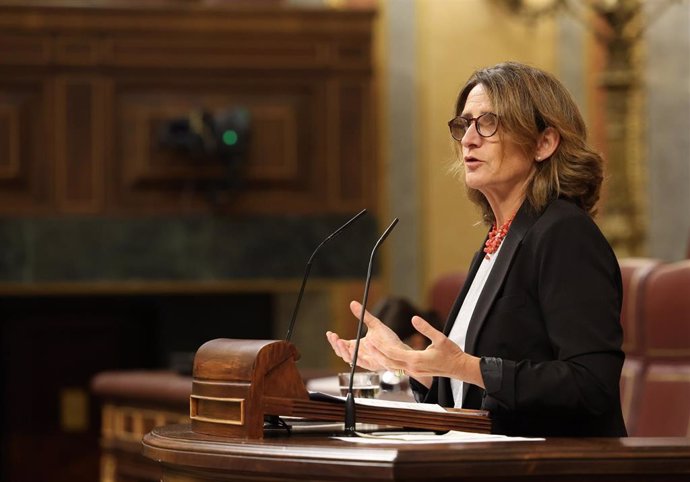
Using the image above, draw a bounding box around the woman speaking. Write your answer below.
[326,62,627,437]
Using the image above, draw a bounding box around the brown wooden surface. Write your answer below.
[191,339,309,439]
[0,1,377,216]
[190,339,490,439]
[143,424,690,482]
[261,396,491,434]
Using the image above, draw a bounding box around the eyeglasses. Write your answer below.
[447,112,499,140]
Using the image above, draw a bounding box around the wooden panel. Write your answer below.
[336,80,373,204]
[117,86,306,186]
[111,78,329,214]
[0,4,377,216]
[105,35,331,70]
[0,34,51,65]
[0,103,20,179]
[0,78,52,213]
[55,36,101,66]
[55,76,105,213]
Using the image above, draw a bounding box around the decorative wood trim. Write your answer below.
[0,6,376,40]
[54,75,106,213]
[190,395,245,426]
[102,403,189,443]
[0,76,53,213]
[0,102,20,179]
[0,33,51,65]
[55,35,101,66]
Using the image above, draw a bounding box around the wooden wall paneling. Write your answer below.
[0,76,53,214]
[324,77,376,211]
[0,5,377,217]
[104,34,331,71]
[55,76,106,213]
[54,35,101,67]
[0,97,20,179]
[111,76,333,215]
[337,79,374,207]
[0,33,52,65]
[246,103,300,183]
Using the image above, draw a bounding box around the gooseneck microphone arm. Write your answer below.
[284,209,368,342]
[344,217,399,436]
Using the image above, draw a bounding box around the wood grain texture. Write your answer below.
[143,424,690,482]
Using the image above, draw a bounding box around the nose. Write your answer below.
[461,120,481,148]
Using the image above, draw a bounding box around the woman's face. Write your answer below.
[459,84,536,207]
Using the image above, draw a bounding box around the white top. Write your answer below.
[447,243,503,408]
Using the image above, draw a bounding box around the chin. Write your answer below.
[464,174,485,191]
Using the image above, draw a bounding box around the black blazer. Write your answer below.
[416,198,627,437]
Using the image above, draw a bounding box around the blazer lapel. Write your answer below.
[461,201,539,402]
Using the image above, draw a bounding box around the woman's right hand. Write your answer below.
[326,300,411,371]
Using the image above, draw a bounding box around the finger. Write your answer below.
[327,331,349,361]
[335,338,354,363]
[411,316,446,344]
[325,331,339,355]
[349,300,385,330]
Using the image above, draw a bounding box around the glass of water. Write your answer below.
[338,371,381,399]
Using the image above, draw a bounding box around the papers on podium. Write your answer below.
[334,430,544,444]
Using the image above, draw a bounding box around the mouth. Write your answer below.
[463,156,482,166]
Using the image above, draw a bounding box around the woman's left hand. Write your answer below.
[372,315,485,389]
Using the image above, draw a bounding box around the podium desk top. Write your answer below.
[143,424,690,482]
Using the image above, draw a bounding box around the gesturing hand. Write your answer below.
[325,300,484,389]
[369,315,484,389]
[325,300,411,371]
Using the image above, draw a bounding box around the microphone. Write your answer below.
[284,209,368,342]
[344,217,399,436]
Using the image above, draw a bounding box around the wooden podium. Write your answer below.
[143,425,690,482]
[189,338,491,439]
[142,339,690,482]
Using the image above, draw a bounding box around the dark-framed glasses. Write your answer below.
[448,112,499,140]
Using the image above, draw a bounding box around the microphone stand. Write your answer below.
[285,209,367,342]
[266,209,367,434]
[344,218,399,436]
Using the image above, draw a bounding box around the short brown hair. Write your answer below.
[453,62,603,224]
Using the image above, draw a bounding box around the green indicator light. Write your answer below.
[222,130,239,146]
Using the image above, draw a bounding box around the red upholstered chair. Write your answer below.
[632,362,690,437]
[618,258,661,357]
[619,357,644,435]
[641,260,690,361]
[428,271,467,323]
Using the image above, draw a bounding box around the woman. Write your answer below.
[326,62,627,437]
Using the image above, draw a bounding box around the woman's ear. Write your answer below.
[535,126,560,162]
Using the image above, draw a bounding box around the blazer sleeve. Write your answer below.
[484,212,624,417]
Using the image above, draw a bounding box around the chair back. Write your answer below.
[618,258,661,357]
[642,260,690,360]
[633,362,690,437]
[428,272,467,323]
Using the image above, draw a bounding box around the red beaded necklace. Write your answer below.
[483,215,514,259]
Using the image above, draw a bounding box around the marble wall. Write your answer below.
[0,215,378,283]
